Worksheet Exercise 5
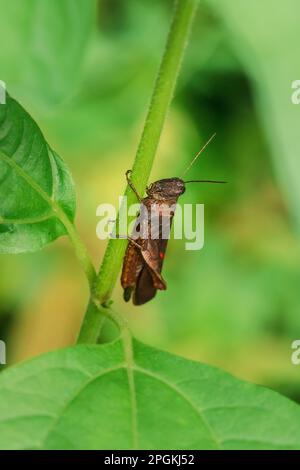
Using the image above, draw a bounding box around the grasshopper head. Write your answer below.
[146,178,185,200]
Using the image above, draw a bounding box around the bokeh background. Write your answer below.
[1,0,300,403]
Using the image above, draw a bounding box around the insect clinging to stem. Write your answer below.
[120,134,226,305]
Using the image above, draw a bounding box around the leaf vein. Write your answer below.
[38,364,125,449]
[134,366,222,450]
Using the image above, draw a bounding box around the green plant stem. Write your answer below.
[77,301,126,345]
[77,0,199,343]
[58,210,97,290]
[76,300,105,344]
[96,0,199,303]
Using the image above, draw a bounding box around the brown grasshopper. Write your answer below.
[120,135,226,305]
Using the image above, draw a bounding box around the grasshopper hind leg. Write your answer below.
[123,287,133,302]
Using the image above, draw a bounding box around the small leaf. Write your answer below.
[0,94,75,253]
[0,339,299,449]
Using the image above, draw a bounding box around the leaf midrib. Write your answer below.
[32,362,221,450]
[0,213,54,225]
[0,150,63,224]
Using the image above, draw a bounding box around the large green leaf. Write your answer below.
[0,0,94,107]
[0,338,299,449]
[0,94,75,253]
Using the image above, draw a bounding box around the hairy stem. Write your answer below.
[77,0,199,343]
[76,301,105,344]
[58,210,97,290]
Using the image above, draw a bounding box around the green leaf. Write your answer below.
[0,338,299,450]
[0,0,94,107]
[0,94,75,253]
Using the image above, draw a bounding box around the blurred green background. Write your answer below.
[0,0,300,403]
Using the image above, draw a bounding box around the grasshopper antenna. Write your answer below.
[184,179,227,184]
[181,133,216,177]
